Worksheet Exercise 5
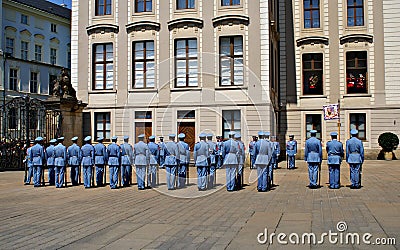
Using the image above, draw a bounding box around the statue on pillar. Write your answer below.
[52,68,76,99]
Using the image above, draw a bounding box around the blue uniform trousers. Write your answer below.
[208,165,216,189]
[55,166,65,188]
[328,164,340,189]
[70,165,79,185]
[268,164,273,188]
[225,165,237,191]
[177,164,187,188]
[83,165,92,188]
[349,164,361,188]
[271,156,278,169]
[136,165,146,189]
[33,165,42,187]
[236,165,243,189]
[308,163,319,187]
[257,166,268,191]
[165,166,176,190]
[197,166,207,190]
[25,165,33,184]
[121,165,131,187]
[109,165,119,189]
[217,156,223,169]
[95,165,104,186]
[159,156,165,168]
[288,155,295,169]
[147,165,157,187]
[250,155,256,169]
[48,166,55,185]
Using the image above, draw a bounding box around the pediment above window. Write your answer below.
[126,21,160,33]
[167,18,203,31]
[296,36,329,47]
[340,34,373,45]
[212,14,249,27]
[86,24,119,35]
[20,29,32,36]
[34,34,45,40]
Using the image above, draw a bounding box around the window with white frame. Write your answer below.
[133,41,155,88]
[9,69,18,91]
[93,43,113,90]
[6,38,14,57]
[30,72,39,94]
[35,45,42,62]
[50,48,57,65]
[175,38,198,87]
[222,110,241,139]
[220,36,243,86]
[21,41,29,60]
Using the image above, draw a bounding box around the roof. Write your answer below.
[10,0,71,20]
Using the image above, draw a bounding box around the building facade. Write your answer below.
[72,0,279,148]
[0,0,71,102]
[279,0,400,157]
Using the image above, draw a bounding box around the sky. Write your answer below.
[47,0,72,9]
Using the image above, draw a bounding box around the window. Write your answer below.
[93,43,113,90]
[135,0,152,12]
[347,0,364,26]
[304,0,320,28]
[30,72,39,94]
[175,39,198,87]
[177,0,195,9]
[350,113,366,140]
[222,0,240,6]
[133,41,155,88]
[222,110,241,139]
[51,23,57,32]
[177,110,195,119]
[9,69,18,91]
[21,14,28,24]
[21,41,29,60]
[220,36,243,86]
[95,113,111,141]
[302,53,323,95]
[135,122,152,142]
[8,108,17,130]
[50,48,57,65]
[346,51,367,94]
[35,45,42,62]
[6,38,14,57]
[135,111,152,119]
[49,75,58,96]
[96,0,112,15]
[306,114,322,139]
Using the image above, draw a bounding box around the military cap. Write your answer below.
[228,131,236,136]
[35,136,43,142]
[123,135,129,140]
[138,134,145,139]
[49,139,57,143]
[270,135,276,139]
[178,133,185,139]
[71,136,78,141]
[330,132,338,136]
[168,134,176,138]
[111,136,118,140]
[199,133,207,138]
[84,136,92,142]
[234,133,241,139]
[264,132,271,136]
[350,129,358,135]
[159,136,164,139]
[310,130,317,134]
[57,136,65,141]
[97,136,104,141]
[30,139,35,144]
[289,134,294,138]
[206,133,213,138]
[149,135,155,140]
[258,131,264,136]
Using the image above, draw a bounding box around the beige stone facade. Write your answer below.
[72,0,279,147]
[280,0,400,158]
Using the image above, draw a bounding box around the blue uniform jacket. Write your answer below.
[178,141,190,164]
[67,143,82,166]
[223,139,239,165]
[304,137,322,163]
[164,141,179,166]
[81,144,95,166]
[45,145,55,166]
[148,142,159,165]
[216,141,224,157]
[121,142,134,166]
[107,143,121,166]
[30,144,45,166]
[54,144,67,167]
[134,141,150,166]
[346,137,364,164]
[207,141,216,165]
[26,147,33,167]
[94,143,108,165]
[326,140,344,165]
[249,141,256,156]
[286,140,297,156]
[194,141,209,167]
[254,139,272,166]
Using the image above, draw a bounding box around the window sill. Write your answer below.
[175,9,197,14]
[215,86,247,91]
[129,88,158,93]
[300,28,323,33]
[219,5,243,10]
[89,90,117,94]
[132,11,155,16]
[343,94,371,98]
[299,95,327,99]
[171,87,202,92]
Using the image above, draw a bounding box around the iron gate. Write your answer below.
[0,96,62,170]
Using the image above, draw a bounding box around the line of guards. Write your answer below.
[23,130,282,192]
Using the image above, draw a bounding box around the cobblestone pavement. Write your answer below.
[0,160,399,250]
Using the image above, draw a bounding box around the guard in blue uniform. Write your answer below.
[24,140,34,185]
[194,133,210,191]
[254,132,272,192]
[249,136,257,169]
[264,132,274,189]
[326,132,344,189]
[54,137,67,188]
[223,131,240,191]
[94,137,108,187]
[235,133,245,189]
[286,135,297,169]
[121,136,133,187]
[158,136,166,168]
[134,134,149,190]
[304,130,322,188]
[177,133,190,188]
[67,136,82,186]
[107,136,121,189]
[164,134,180,190]
[206,134,217,189]
[30,137,45,187]
[81,136,95,188]
[147,135,159,187]
[346,129,364,189]
[271,136,280,169]
[216,136,224,169]
[46,139,57,185]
